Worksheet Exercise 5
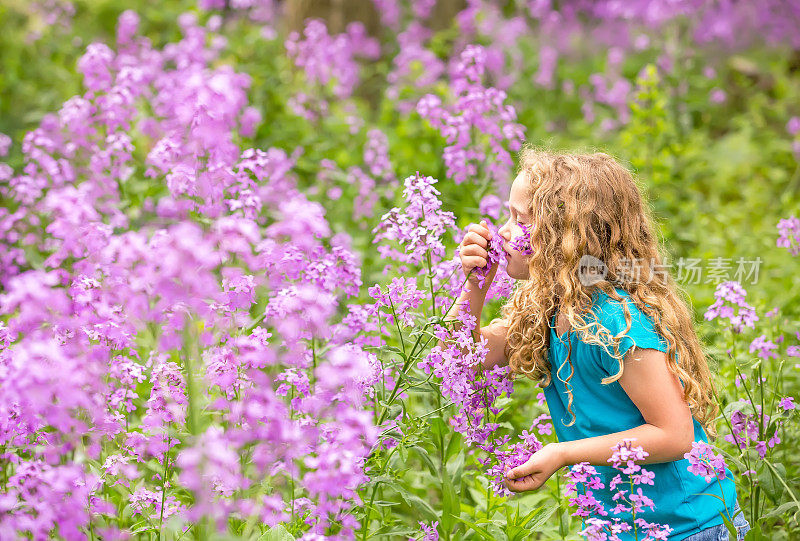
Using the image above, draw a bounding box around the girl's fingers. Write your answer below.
[463,231,488,248]
[462,255,487,269]
[506,462,535,480]
[468,223,492,240]
[505,474,541,493]
[460,244,488,259]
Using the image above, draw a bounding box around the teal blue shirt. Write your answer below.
[543,287,738,540]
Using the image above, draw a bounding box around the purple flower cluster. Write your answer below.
[478,195,502,220]
[684,441,727,483]
[413,520,440,541]
[470,220,505,289]
[369,277,426,327]
[510,222,534,256]
[416,45,525,190]
[779,397,796,411]
[364,128,393,181]
[0,133,10,156]
[704,281,759,333]
[285,19,379,121]
[565,463,608,518]
[418,303,514,472]
[373,172,456,268]
[384,22,444,114]
[486,422,544,497]
[777,215,800,256]
[564,440,672,541]
[452,1,527,92]
[27,0,75,38]
[0,11,382,539]
[749,334,779,360]
[725,401,782,459]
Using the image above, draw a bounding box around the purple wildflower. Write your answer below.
[471,220,505,289]
[416,45,525,190]
[749,335,778,360]
[509,222,534,255]
[373,172,456,268]
[608,438,649,474]
[0,133,10,156]
[704,281,759,333]
[777,216,800,256]
[479,194,503,220]
[684,441,727,483]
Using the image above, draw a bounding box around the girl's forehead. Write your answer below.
[509,173,531,203]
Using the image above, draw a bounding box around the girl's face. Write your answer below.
[498,173,533,280]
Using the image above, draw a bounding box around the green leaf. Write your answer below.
[451,515,495,541]
[743,521,771,540]
[761,501,800,519]
[409,445,438,477]
[758,461,786,501]
[381,345,405,357]
[399,444,408,463]
[486,522,508,541]
[429,416,449,441]
[447,450,465,486]
[371,525,419,537]
[441,472,461,534]
[723,400,756,417]
[468,485,487,508]
[257,525,294,541]
[394,485,438,522]
[445,432,463,464]
[520,505,556,530]
[719,513,737,540]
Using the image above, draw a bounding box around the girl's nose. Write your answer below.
[498,221,511,241]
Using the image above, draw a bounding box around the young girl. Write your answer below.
[455,148,751,540]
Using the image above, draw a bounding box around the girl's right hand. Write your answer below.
[459,220,498,287]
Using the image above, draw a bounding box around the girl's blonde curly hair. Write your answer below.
[492,144,721,439]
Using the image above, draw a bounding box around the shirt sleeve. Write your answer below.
[593,295,669,377]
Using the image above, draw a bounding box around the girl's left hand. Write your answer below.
[504,442,566,493]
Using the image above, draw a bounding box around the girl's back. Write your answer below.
[545,286,737,540]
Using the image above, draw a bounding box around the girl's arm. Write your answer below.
[504,347,694,491]
[558,346,695,466]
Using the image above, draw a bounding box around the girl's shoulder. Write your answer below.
[590,286,655,314]
[588,286,666,347]
[590,286,639,320]
[584,286,672,375]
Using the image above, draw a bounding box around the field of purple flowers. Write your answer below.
[0,1,799,539]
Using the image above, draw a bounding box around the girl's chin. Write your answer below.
[505,261,522,279]
[505,260,530,280]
